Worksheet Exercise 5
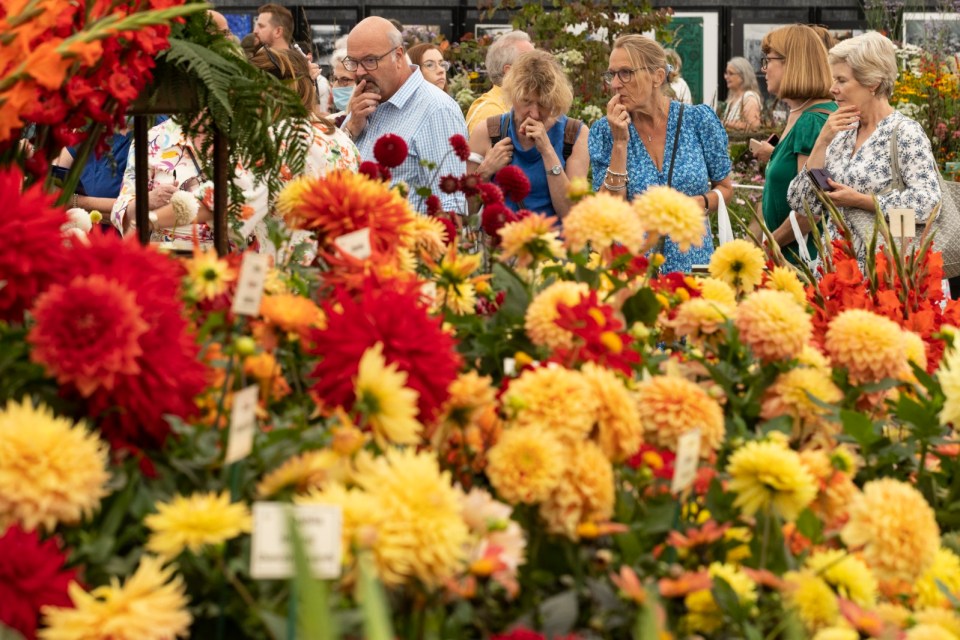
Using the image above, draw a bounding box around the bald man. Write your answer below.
[343,17,466,213]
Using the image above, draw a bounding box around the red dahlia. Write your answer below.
[552,290,641,375]
[0,525,77,640]
[477,182,504,206]
[481,203,517,239]
[494,165,531,204]
[449,134,471,161]
[358,161,391,182]
[425,195,443,215]
[460,172,481,196]
[309,278,462,422]
[439,174,461,194]
[373,133,409,168]
[0,168,68,323]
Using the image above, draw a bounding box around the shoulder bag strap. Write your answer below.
[808,108,833,116]
[486,115,502,147]
[880,120,905,195]
[666,103,685,187]
[562,118,582,162]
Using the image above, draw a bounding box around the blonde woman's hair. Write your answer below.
[762,25,832,100]
[612,34,670,95]
[249,46,336,134]
[725,57,760,94]
[502,50,573,119]
[664,49,682,82]
[828,31,898,99]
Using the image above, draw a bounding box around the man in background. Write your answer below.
[464,31,534,134]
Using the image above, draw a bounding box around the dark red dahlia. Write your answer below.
[494,165,531,204]
[460,172,481,197]
[0,525,77,640]
[359,160,391,182]
[477,182,504,206]
[439,174,461,194]
[425,195,443,215]
[0,168,68,323]
[373,133,409,168]
[436,215,456,245]
[309,278,462,422]
[481,203,517,239]
[449,134,471,161]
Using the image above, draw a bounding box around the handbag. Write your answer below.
[715,187,734,245]
[885,120,960,278]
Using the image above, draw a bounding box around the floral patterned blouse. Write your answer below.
[787,111,941,267]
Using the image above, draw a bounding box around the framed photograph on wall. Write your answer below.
[668,11,720,106]
[742,24,784,73]
[903,13,960,55]
[476,24,513,40]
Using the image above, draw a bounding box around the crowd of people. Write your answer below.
[57,5,949,291]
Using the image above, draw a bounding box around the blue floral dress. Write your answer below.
[589,102,732,273]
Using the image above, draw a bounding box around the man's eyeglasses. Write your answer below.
[602,67,653,84]
[760,55,786,71]
[421,60,451,71]
[342,48,397,72]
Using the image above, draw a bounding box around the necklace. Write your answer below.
[789,98,813,114]
[637,103,664,143]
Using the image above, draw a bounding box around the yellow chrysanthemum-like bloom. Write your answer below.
[806,549,877,607]
[683,563,757,635]
[812,628,860,640]
[564,192,646,254]
[0,398,109,533]
[783,570,839,632]
[727,438,817,522]
[296,482,381,564]
[275,174,314,217]
[825,309,908,385]
[499,213,564,269]
[144,492,252,559]
[760,368,842,443]
[260,293,326,333]
[354,342,422,448]
[669,298,734,344]
[903,330,929,372]
[798,344,832,374]
[734,289,812,362]
[914,609,960,638]
[183,248,237,301]
[841,478,940,582]
[906,624,956,640]
[915,548,960,609]
[244,351,280,381]
[799,450,859,528]
[539,441,615,539]
[437,371,498,430]
[697,277,738,306]
[39,556,191,640]
[765,265,807,306]
[352,447,469,588]
[503,365,600,443]
[486,426,565,504]
[632,186,705,252]
[524,281,590,351]
[635,375,725,455]
[708,238,766,294]
[581,363,643,462]
[939,347,960,427]
[402,213,448,261]
[257,449,348,498]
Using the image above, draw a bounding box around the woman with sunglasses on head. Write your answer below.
[407,43,450,92]
[588,34,733,274]
[753,25,836,265]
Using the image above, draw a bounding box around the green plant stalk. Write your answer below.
[759,510,772,570]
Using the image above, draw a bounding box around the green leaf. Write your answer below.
[635,589,663,640]
[539,590,578,637]
[795,508,823,545]
[759,414,793,437]
[287,513,335,640]
[840,409,880,446]
[355,551,394,640]
[621,288,662,326]
[710,576,743,621]
[0,622,25,640]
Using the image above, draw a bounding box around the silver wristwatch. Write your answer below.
[548,164,562,176]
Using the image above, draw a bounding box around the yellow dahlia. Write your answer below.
[708,238,766,294]
[0,398,109,533]
[812,628,860,640]
[635,375,725,455]
[798,344,832,374]
[875,602,912,629]
[539,441,615,539]
[799,450,859,528]
[915,547,960,609]
[354,342,423,448]
[428,245,483,316]
[144,491,252,559]
[765,265,808,306]
[499,213,564,269]
[825,309,908,385]
[841,478,940,582]
[260,293,325,333]
[183,248,237,301]
[906,624,956,640]
[296,482,381,564]
[402,213,448,261]
[525,281,590,351]
[632,185,705,252]
[564,192,645,254]
[783,570,839,632]
[436,371,498,430]
[486,426,565,504]
[903,330,929,372]
[760,368,842,443]
[914,609,960,638]
[39,556,191,640]
[351,447,469,588]
[683,563,757,635]
[502,365,599,443]
[726,438,817,522]
[275,174,313,217]
[806,549,877,606]
[734,289,812,362]
[939,347,960,427]
[581,363,643,462]
[669,297,734,344]
[257,449,348,498]
[697,277,738,306]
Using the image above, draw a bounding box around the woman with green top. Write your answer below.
[754,24,836,263]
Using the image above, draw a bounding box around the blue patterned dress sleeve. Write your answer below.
[588,117,613,193]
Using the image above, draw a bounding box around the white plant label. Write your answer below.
[250,502,343,580]
[671,428,702,495]
[231,252,270,316]
[334,227,372,260]
[225,384,259,464]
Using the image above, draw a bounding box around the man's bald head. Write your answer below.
[349,16,403,47]
[208,10,229,34]
[346,16,409,100]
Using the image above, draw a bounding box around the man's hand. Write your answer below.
[346,79,381,138]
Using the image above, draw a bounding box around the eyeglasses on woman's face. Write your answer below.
[602,67,654,84]
[421,60,451,71]
[332,75,356,87]
[342,47,397,72]
[760,55,786,71]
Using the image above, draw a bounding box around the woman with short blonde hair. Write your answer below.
[501,50,574,120]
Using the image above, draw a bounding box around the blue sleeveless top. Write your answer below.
[502,112,573,217]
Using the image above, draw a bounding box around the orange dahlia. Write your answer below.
[734,290,812,363]
[825,309,908,385]
[635,375,725,455]
[581,363,643,462]
[281,170,414,257]
[525,281,590,351]
[486,426,565,504]
[761,368,842,444]
[539,440,615,539]
[260,293,325,334]
[502,365,600,444]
